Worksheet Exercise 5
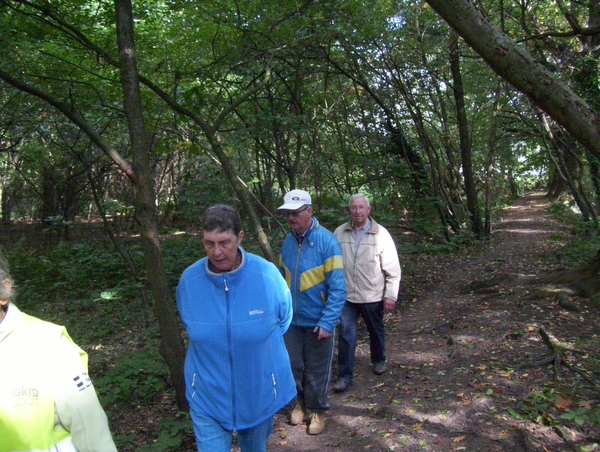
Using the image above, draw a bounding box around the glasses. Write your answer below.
[285,207,309,218]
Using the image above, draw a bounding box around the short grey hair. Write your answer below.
[348,194,371,208]
[203,204,242,236]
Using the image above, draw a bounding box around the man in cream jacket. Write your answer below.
[333,194,401,393]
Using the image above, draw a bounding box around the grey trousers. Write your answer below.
[284,325,335,413]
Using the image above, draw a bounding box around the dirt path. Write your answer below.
[266,191,600,452]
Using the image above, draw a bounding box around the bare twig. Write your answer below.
[447,336,458,360]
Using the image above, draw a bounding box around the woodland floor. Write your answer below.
[6,191,600,451]
[260,191,600,452]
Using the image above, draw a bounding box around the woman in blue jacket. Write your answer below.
[176,204,296,452]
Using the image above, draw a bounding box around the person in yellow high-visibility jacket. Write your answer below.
[0,253,117,452]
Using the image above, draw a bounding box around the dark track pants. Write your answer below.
[284,325,335,413]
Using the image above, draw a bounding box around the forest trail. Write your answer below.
[266,191,600,452]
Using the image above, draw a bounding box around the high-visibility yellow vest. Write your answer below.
[0,311,75,451]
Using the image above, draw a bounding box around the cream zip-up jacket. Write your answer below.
[334,218,401,304]
[0,303,117,452]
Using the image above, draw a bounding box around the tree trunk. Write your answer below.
[1,186,12,223]
[449,32,482,238]
[554,133,592,221]
[485,84,502,237]
[425,0,600,161]
[40,166,57,223]
[524,249,600,298]
[546,160,566,199]
[541,118,591,219]
[506,167,519,197]
[113,0,188,411]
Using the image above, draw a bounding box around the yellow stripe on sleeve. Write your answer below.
[299,255,343,292]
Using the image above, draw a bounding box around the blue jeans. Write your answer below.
[337,301,385,380]
[191,412,274,452]
[284,325,335,413]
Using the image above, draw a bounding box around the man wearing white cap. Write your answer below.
[277,190,346,435]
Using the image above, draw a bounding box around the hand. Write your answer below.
[383,298,396,312]
[313,326,331,340]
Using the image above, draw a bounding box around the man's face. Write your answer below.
[349,198,372,228]
[203,229,244,272]
[284,206,313,235]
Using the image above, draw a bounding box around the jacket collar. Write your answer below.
[343,216,380,234]
[0,302,24,342]
[292,217,319,241]
[205,247,247,287]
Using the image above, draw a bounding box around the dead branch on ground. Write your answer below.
[520,328,600,392]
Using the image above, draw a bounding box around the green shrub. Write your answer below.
[96,349,170,407]
[134,414,194,452]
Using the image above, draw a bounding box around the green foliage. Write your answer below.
[3,0,595,250]
[561,407,592,426]
[102,199,135,219]
[161,235,205,288]
[134,414,194,452]
[98,348,196,451]
[509,389,558,425]
[5,240,145,341]
[397,230,479,256]
[96,349,170,407]
[316,208,346,233]
[8,240,137,304]
[555,234,600,269]
[508,390,600,429]
[43,215,74,234]
[546,200,600,268]
[174,155,236,223]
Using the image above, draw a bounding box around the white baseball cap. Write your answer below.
[278,189,312,210]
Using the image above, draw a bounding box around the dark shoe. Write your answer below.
[307,412,326,435]
[373,361,388,375]
[333,378,352,393]
[290,399,307,425]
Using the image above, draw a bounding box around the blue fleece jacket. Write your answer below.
[176,248,296,431]
[278,217,346,333]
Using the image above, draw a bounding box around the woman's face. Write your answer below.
[203,229,244,273]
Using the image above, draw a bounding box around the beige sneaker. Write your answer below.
[289,400,306,425]
[307,412,326,435]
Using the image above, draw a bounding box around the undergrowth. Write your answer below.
[546,200,600,268]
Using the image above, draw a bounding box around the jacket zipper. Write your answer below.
[293,240,303,324]
[224,276,237,428]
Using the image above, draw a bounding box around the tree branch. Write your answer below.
[0,68,136,182]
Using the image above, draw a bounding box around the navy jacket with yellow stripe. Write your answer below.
[278,217,346,333]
